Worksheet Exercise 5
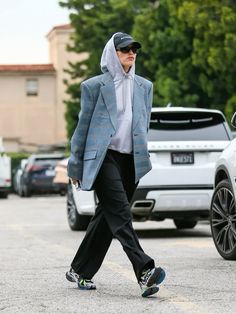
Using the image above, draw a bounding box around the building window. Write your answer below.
[26,78,38,96]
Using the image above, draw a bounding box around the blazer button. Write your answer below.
[110,134,113,137]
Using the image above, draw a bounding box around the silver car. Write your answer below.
[210,112,236,260]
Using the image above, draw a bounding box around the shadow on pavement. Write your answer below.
[135,228,211,239]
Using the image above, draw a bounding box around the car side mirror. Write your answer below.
[231,112,236,128]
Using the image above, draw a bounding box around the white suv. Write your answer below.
[67,107,232,231]
[210,112,236,260]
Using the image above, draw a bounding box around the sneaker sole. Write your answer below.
[78,283,96,290]
[147,267,166,287]
[156,268,166,286]
[66,272,96,290]
[66,271,78,283]
[142,285,159,298]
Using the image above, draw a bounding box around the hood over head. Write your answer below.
[100,32,136,80]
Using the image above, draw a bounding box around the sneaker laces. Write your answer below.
[79,278,94,285]
[140,269,151,284]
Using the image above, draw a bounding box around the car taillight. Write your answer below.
[26,165,43,172]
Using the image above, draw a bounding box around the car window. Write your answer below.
[148,111,230,141]
[34,158,63,166]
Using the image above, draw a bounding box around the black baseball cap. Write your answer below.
[114,32,141,49]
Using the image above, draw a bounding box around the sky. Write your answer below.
[0,0,70,64]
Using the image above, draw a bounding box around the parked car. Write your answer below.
[19,153,65,197]
[13,158,28,195]
[0,137,11,198]
[53,157,69,195]
[67,107,232,231]
[210,112,236,260]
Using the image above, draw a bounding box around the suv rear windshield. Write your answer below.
[148,111,230,141]
[34,158,64,166]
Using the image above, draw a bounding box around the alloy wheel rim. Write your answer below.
[212,187,236,254]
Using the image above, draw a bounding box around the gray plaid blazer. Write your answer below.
[67,72,153,191]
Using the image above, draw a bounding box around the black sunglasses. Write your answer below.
[116,46,139,54]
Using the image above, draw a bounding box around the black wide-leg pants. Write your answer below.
[71,149,155,281]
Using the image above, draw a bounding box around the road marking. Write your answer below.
[6,222,211,252]
[164,240,214,249]
[5,223,214,313]
[2,224,214,249]
[104,260,213,314]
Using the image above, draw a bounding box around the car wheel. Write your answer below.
[0,192,8,199]
[67,183,91,231]
[174,219,197,229]
[23,185,31,197]
[18,184,25,197]
[210,179,236,260]
[60,189,66,196]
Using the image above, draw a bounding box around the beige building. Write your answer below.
[0,24,84,152]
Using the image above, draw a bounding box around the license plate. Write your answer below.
[171,152,194,165]
[45,170,55,176]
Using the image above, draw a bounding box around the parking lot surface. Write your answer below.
[0,195,236,314]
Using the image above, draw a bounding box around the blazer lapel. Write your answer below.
[100,76,117,131]
[132,77,145,131]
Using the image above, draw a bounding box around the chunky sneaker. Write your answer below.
[77,278,96,290]
[140,283,159,298]
[139,267,166,297]
[66,268,96,290]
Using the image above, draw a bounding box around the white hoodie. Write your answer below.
[100,33,134,154]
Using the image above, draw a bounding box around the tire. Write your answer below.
[67,183,91,231]
[210,179,236,260]
[18,185,25,197]
[23,185,31,197]
[60,189,66,196]
[0,192,8,199]
[174,218,197,229]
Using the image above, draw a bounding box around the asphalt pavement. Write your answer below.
[0,194,236,314]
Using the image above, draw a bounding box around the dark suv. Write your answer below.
[19,154,65,197]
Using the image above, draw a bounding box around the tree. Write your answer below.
[61,0,236,136]
[179,0,236,120]
[133,0,236,121]
[59,0,148,138]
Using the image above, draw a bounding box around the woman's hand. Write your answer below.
[70,178,81,190]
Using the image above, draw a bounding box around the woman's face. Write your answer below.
[116,45,137,72]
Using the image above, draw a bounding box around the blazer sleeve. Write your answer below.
[67,82,95,180]
[147,83,153,132]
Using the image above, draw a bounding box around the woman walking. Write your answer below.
[66,32,166,297]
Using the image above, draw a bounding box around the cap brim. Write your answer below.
[116,39,141,49]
